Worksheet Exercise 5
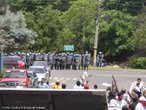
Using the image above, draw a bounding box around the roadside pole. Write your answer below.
[0,51,3,74]
[93,0,101,66]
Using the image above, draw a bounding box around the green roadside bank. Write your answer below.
[89,65,146,72]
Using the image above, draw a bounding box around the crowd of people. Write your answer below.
[38,78,98,89]
[108,78,146,110]
[38,74,146,110]
[38,71,97,90]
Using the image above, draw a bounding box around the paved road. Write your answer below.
[49,69,146,91]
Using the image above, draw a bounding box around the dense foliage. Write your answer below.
[129,57,146,69]
[99,10,136,56]
[132,7,146,50]
[0,0,146,65]
[0,8,36,52]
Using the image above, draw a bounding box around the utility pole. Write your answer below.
[0,29,5,74]
[93,0,101,66]
[0,50,3,73]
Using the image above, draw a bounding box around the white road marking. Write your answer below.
[73,78,78,81]
[54,77,58,80]
[62,81,66,83]
[49,83,55,85]
[60,77,65,80]
[102,83,112,87]
[66,78,71,80]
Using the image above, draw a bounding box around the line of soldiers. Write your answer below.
[48,52,91,70]
[6,52,91,70]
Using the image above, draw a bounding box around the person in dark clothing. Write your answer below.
[62,84,67,89]
[94,84,98,89]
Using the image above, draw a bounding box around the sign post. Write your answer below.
[64,45,74,51]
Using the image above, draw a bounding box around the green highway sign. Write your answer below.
[64,45,74,51]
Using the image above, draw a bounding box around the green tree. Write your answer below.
[0,0,8,15]
[99,10,136,56]
[7,0,145,60]
[0,9,36,52]
[9,0,75,12]
[132,6,146,51]
[25,6,62,52]
[10,0,50,12]
[103,0,144,15]
[58,0,97,52]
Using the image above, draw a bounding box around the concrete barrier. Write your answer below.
[0,88,108,110]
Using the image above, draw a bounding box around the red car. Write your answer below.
[3,56,26,69]
[0,69,32,88]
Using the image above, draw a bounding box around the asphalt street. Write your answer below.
[49,69,146,91]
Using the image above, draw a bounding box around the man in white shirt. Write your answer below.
[73,81,84,89]
[38,78,49,88]
[129,78,144,98]
[116,92,129,109]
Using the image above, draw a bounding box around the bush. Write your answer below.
[129,57,146,69]
[0,68,6,78]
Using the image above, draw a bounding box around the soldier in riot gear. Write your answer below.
[83,51,90,70]
[59,53,63,70]
[81,54,84,70]
[66,52,72,69]
[54,54,60,70]
[72,55,77,70]
[61,53,66,70]
[73,54,81,70]
[47,52,53,69]
[96,52,104,67]
[25,53,30,68]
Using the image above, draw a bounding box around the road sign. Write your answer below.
[64,45,74,51]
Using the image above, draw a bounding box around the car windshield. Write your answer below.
[4,56,22,62]
[3,64,18,69]
[33,61,48,67]
[4,71,26,78]
[28,68,45,74]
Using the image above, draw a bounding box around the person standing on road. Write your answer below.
[83,51,90,70]
[38,78,49,88]
[80,71,89,85]
[84,81,90,89]
[73,81,84,89]
[96,51,104,67]
[129,78,144,98]
[81,54,84,70]
[62,84,67,89]
[94,84,98,89]
[52,80,62,89]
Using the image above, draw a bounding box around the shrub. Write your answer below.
[129,57,146,69]
[0,68,6,78]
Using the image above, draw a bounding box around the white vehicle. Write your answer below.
[27,66,50,83]
[32,61,51,76]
